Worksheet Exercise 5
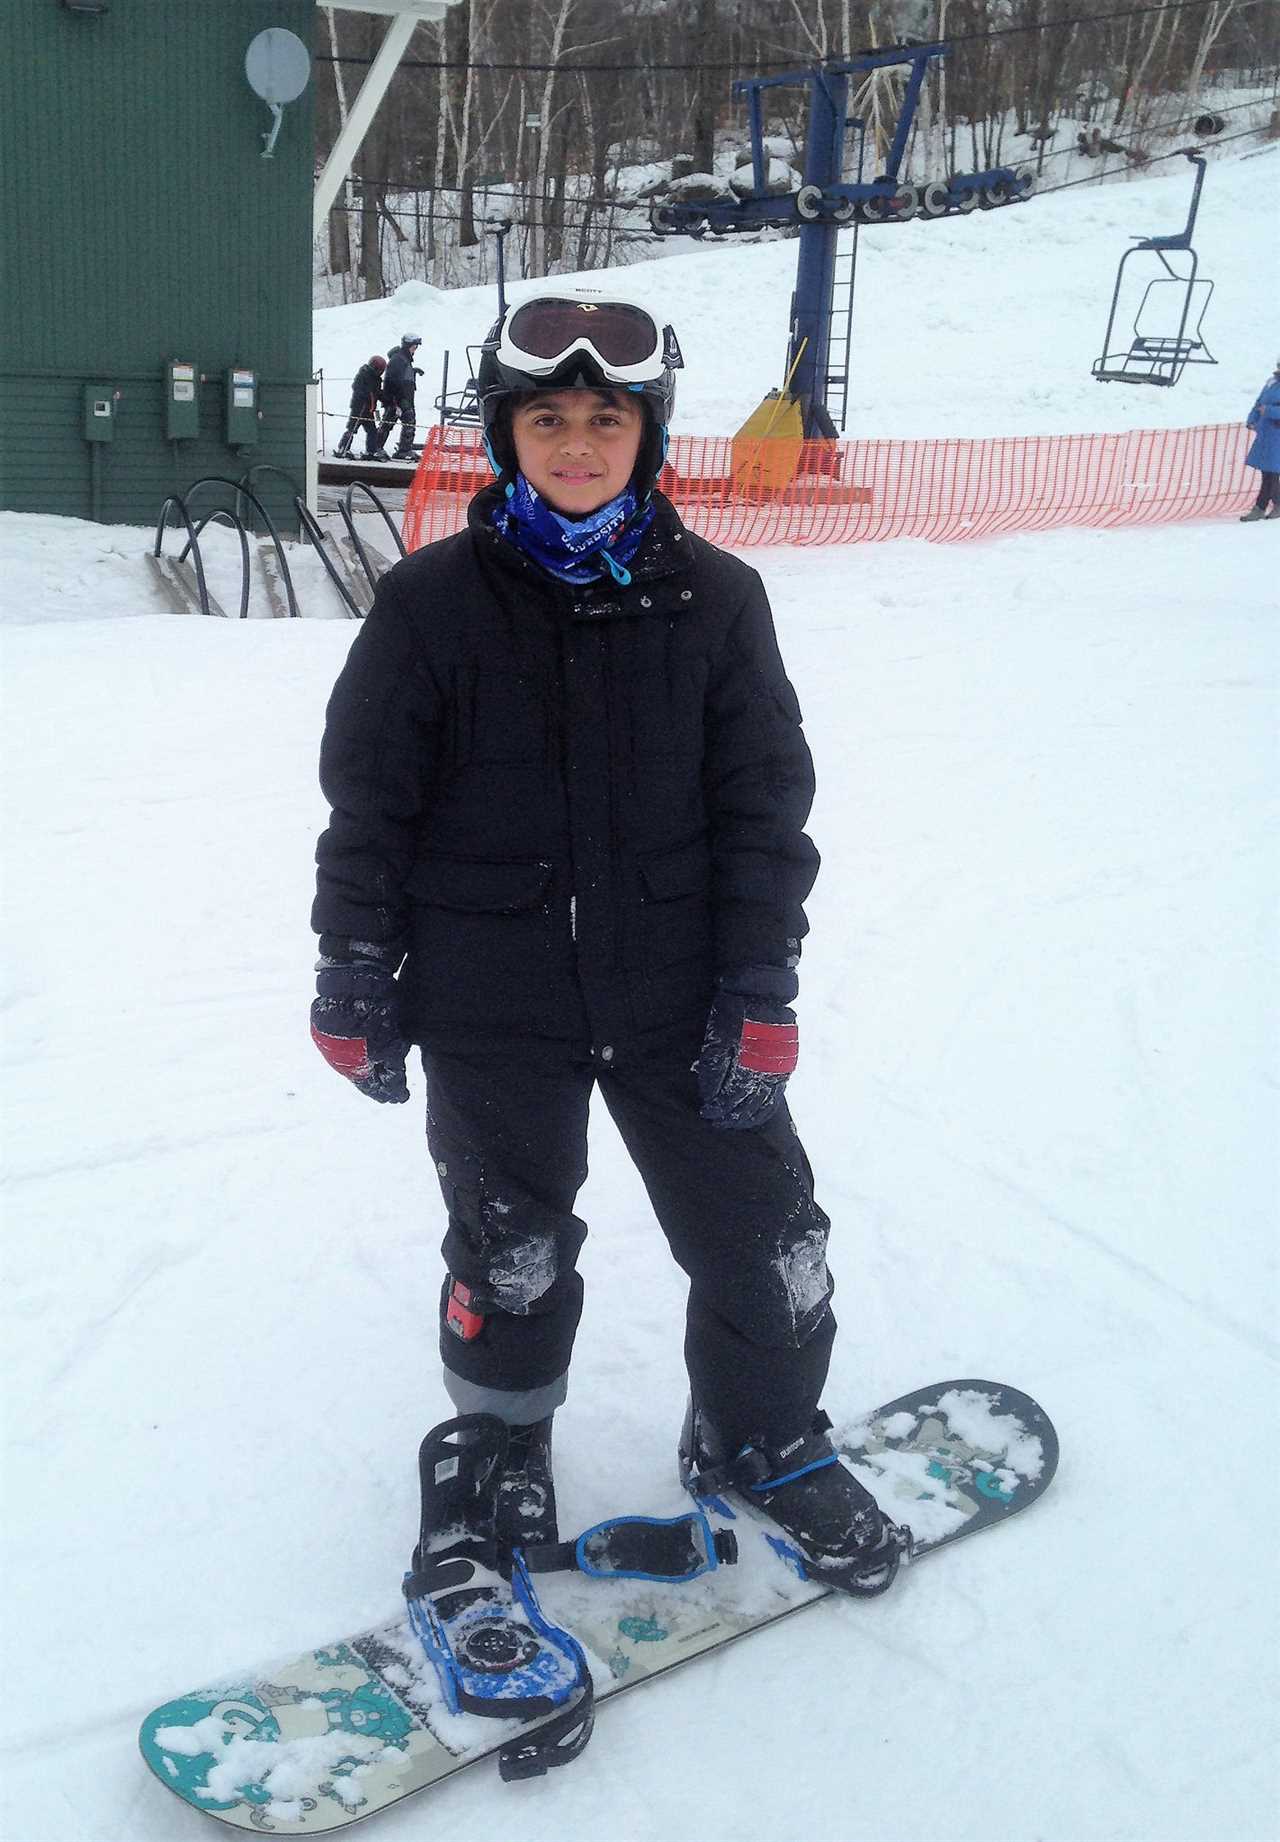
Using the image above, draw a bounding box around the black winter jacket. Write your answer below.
[349,362,383,415]
[312,489,820,1057]
[382,346,418,410]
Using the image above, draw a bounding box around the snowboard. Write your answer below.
[139,1381,1057,1833]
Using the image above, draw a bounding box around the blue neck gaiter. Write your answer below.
[491,473,655,586]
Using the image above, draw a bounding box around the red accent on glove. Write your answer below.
[311,1023,371,1082]
[737,1018,799,1075]
[446,1279,485,1341]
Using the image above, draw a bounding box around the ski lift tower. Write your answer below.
[651,46,1034,438]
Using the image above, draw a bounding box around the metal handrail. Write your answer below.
[181,508,251,619]
[153,493,214,618]
[183,475,300,617]
[339,480,407,591]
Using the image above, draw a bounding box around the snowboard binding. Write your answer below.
[404,1415,744,1778]
[679,1402,912,1598]
[403,1416,594,1779]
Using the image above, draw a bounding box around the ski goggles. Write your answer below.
[498,296,682,385]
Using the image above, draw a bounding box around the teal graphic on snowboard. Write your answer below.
[139,1381,1058,1834]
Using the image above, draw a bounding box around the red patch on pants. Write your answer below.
[446,1279,485,1341]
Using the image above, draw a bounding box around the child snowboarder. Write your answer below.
[310,290,905,1596]
[333,353,386,458]
[1240,359,1280,522]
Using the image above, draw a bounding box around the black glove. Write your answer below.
[694,967,799,1131]
[311,940,409,1104]
[413,365,424,377]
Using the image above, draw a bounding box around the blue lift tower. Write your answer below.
[652,45,1034,438]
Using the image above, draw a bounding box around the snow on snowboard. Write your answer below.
[139,1381,1057,1832]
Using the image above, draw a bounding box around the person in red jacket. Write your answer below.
[310,291,907,1597]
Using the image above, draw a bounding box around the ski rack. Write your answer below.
[150,476,405,619]
[150,494,233,619]
[1092,149,1217,388]
[150,477,300,618]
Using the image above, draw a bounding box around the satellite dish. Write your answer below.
[246,29,311,105]
[245,28,311,157]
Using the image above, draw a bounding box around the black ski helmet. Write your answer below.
[474,290,682,488]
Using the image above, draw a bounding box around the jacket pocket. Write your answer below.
[634,835,712,992]
[637,834,711,902]
[407,856,553,912]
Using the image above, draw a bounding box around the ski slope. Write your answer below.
[316,143,1280,443]
[3,145,1279,1842]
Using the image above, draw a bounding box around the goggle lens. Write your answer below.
[507,299,659,367]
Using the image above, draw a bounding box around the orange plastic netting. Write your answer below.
[402,422,1254,551]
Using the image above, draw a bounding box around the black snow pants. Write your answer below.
[371,396,416,457]
[337,395,378,455]
[424,1019,835,1456]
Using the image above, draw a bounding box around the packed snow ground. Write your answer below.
[1,508,1276,1842]
[3,141,1279,1842]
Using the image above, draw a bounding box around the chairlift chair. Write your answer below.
[1092,150,1216,387]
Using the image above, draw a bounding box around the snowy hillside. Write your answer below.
[2,142,1278,1842]
[317,143,1280,443]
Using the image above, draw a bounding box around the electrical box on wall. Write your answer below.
[225,367,259,447]
[83,385,116,442]
[166,360,199,440]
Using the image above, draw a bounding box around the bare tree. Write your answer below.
[322,6,352,282]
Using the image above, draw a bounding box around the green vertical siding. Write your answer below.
[0,0,314,531]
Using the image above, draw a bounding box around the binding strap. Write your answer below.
[498,1692,596,1781]
[522,1508,737,1583]
[685,1412,839,1501]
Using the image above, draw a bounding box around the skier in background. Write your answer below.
[370,333,423,461]
[1240,358,1280,522]
[333,354,386,459]
[310,291,907,1596]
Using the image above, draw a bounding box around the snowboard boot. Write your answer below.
[1239,506,1268,522]
[334,431,353,457]
[679,1400,910,1597]
[496,1416,558,1554]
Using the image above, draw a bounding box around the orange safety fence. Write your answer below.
[403,422,1255,551]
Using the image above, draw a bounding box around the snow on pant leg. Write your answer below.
[422,1042,593,1424]
[597,1021,835,1456]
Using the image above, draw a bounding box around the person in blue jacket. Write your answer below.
[1240,360,1280,522]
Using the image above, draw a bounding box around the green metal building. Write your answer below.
[1,0,317,535]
